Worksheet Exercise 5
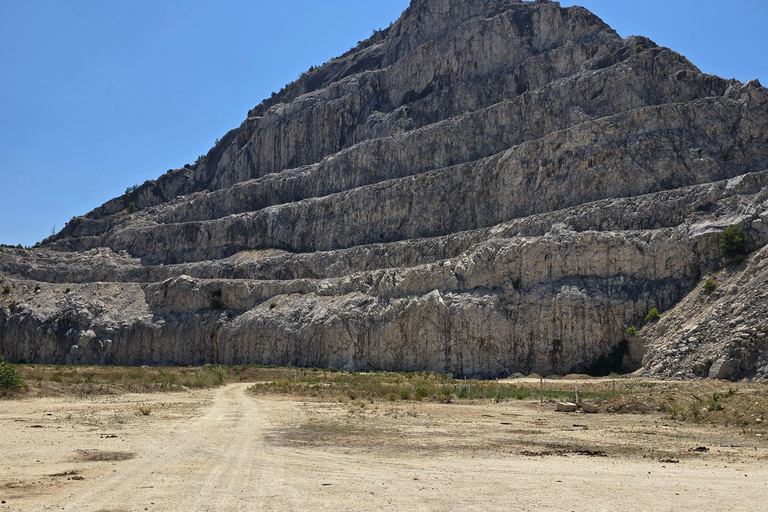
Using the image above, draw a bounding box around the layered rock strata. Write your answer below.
[2,0,767,379]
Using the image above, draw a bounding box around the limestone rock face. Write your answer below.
[2,0,768,378]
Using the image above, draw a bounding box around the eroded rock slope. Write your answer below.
[2,0,767,379]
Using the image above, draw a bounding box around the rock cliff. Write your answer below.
[2,0,767,379]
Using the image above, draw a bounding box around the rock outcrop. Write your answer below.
[2,0,767,379]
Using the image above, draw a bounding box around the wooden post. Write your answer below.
[575,381,579,405]
[495,378,499,403]
[539,377,543,405]
[613,380,616,398]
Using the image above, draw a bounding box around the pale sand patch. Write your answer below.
[1,383,766,511]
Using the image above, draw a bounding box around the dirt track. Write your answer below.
[2,383,767,511]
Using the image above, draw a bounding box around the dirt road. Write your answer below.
[2,383,767,511]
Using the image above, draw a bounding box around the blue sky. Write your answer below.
[1,0,766,247]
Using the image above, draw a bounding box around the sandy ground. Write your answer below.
[1,383,767,511]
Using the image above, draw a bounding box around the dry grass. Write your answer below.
[6,364,767,431]
[11,364,232,397]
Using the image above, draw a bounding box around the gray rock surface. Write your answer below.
[2,0,767,378]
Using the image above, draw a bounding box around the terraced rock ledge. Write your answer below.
[2,0,768,380]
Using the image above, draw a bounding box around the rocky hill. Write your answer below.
[2,0,767,380]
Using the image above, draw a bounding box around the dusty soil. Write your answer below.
[1,383,767,511]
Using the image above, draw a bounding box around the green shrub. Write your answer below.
[34,284,41,292]
[269,302,277,309]
[125,184,139,194]
[210,289,223,310]
[707,395,724,411]
[64,288,71,294]
[127,202,138,214]
[634,44,644,53]
[719,225,746,261]
[703,278,716,291]
[2,285,10,295]
[0,356,26,391]
[645,308,661,322]
[195,155,206,165]
[184,365,227,388]
[626,325,638,336]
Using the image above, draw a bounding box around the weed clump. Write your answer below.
[0,356,26,393]
[184,365,227,388]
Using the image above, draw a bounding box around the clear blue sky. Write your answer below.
[1,0,765,247]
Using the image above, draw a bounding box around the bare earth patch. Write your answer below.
[1,382,767,511]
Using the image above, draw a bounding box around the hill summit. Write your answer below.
[2,0,768,381]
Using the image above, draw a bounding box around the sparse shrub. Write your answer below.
[195,155,206,165]
[626,326,638,336]
[184,365,227,388]
[269,302,277,309]
[0,356,26,392]
[719,225,746,261]
[137,405,152,416]
[127,202,138,214]
[414,386,431,400]
[645,308,661,323]
[399,388,411,400]
[125,184,139,195]
[50,373,63,383]
[725,388,737,398]
[634,44,644,54]
[2,285,10,295]
[703,278,717,292]
[210,289,223,310]
[707,396,724,411]
[64,288,71,294]
[34,284,41,292]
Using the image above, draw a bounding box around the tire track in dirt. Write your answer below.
[57,383,280,512]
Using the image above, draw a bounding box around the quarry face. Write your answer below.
[2,0,768,380]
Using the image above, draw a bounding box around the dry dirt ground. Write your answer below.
[1,382,767,511]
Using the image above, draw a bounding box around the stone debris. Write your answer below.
[556,403,578,413]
